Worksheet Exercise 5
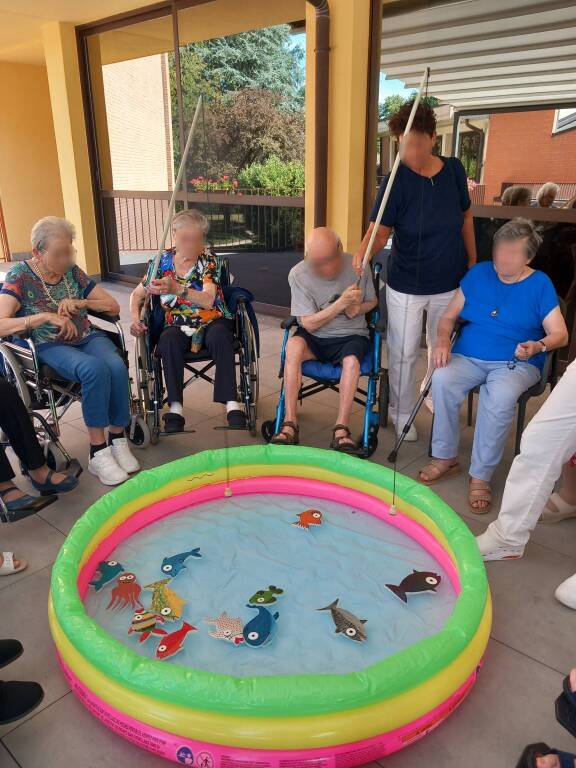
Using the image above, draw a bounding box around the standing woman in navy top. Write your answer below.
[354,101,477,441]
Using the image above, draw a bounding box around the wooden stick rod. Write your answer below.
[359,67,430,278]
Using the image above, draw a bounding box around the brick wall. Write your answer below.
[482,110,576,204]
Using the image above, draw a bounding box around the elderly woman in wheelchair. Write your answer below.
[129,209,246,433]
[0,216,139,486]
[418,218,568,513]
[271,227,378,452]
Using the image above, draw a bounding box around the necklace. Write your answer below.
[29,258,74,307]
[490,267,526,318]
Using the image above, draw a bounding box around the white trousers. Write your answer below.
[487,359,576,547]
[386,285,456,427]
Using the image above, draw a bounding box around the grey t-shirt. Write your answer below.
[288,254,377,338]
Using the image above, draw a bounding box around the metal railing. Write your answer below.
[101,189,305,254]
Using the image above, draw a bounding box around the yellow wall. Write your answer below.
[0,62,64,254]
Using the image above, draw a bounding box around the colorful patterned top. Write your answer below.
[0,261,96,348]
[144,248,231,329]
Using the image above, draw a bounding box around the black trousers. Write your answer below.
[0,379,45,483]
[157,318,238,405]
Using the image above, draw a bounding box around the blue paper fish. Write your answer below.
[160,548,202,577]
[89,560,124,592]
[242,605,279,648]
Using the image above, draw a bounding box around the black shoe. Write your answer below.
[0,680,44,725]
[227,409,247,429]
[0,640,23,669]
[30,470,79,496]
[162,413,185,433]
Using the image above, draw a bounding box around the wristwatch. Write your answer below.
[538,340,547,353]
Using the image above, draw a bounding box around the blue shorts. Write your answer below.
[294,327,369,364]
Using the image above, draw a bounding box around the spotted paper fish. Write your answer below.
[318,599,367,642]
[204,612,245,645]
[292,509,323,530]
[155,622,197,660]
[160,548,202,577]
[386,571,441,603]
[143,578,187,621]
[128,610,167,644]
[242,605,279,647]
[89,560,124,592]
[248,585,284,605]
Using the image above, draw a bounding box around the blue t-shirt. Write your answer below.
[452,261,559,370]
[370,156,471,295]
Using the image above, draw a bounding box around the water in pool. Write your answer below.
[84,493,457,676]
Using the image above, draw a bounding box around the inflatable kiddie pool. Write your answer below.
[49,445,491,766]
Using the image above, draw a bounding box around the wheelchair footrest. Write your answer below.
[213,425,251,432]
[0,494,57,524]
[158,429,196,437]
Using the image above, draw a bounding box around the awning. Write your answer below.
[381,0,576,109]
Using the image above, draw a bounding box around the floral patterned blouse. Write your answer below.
[0,261,96,348]
[144,248,231,330]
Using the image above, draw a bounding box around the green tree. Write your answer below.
[378,93,440,121]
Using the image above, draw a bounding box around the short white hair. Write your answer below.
[31,216,75,252]
[171,208,210,235]
[537,182,559,204]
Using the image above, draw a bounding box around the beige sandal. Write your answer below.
[418,459,461,486]
[541,492,576,523]
[0,552,28,576]
[468,479,492,514]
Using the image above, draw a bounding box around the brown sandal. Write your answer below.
[330,424,357,453]
[271,421,299,445]
[468,479,492,514]
[418,459,461,486]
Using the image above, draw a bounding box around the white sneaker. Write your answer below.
[88,446,129,486]
[394,423,418,442]
[476,529,524,562]
[109,437,140,474]
[424,394,434,414]
[555,573,576,609]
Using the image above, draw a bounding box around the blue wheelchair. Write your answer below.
[261,264,388,458]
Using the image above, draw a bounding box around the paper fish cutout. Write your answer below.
[106,572,143,611]
[248,585,284,605]
[128,610,167,644]
[161,548,202,577]
[386,571,441,603]
[143,578,187,621]
[155,622,197,660]
[317,599,367,642]
[204,612,244,645]
[89,560,124,591]
[292,509,323,530]
[242,605,279,647]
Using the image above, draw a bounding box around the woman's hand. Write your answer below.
[515,341,542,361]
[43,313,78,341]
[146,277,179,296]
[130,319,148,337]
[433,339,452,368]
[58,298,86,318]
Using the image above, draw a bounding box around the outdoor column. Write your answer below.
[305,0,373,251]
[42,22,100,276]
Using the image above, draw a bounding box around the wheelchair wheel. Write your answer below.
[44,442,68,472]
[378,369,389,428]
[238,304,259,436]
[128,416,151,449]
[261,420,275,443]
[0,345,32,409]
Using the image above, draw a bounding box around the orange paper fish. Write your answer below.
[292,509,323,530]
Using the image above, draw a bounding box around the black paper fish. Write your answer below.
[386,570,441,603]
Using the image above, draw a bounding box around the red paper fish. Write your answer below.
[155,621,197,660]
[292,509,323,530]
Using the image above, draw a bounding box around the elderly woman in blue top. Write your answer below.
[0,217,139,487]
[354,101,477,443]
[418,218,569,513]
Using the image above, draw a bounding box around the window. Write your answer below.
[554,108,576,134]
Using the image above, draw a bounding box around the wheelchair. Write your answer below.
[131,256,260,443]
[0,310,137,473]
[261,264,389,458]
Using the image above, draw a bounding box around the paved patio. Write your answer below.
[1,282,574,768]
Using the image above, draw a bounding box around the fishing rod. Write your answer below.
[140,94,203,320]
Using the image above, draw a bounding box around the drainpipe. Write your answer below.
[307,0,330,228]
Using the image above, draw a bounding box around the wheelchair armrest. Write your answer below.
[281,316,298,330]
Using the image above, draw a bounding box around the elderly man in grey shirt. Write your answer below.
[272,227,378,452]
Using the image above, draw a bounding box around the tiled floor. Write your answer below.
[1,282,574,768]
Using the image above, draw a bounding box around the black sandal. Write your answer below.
[330,424,357,454]
[227,409,247,429]
[271,421,299,445]
[162,413,185,433]
[516,743,576,768]
[556,676,576,737]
